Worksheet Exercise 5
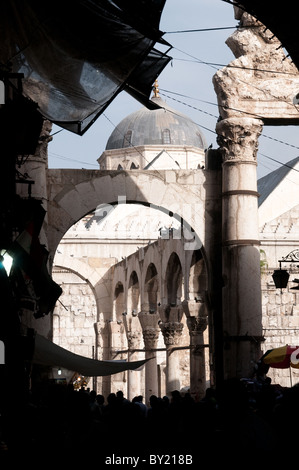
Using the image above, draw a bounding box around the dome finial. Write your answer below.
[152,79,160,98]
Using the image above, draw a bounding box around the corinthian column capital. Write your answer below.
[127,330,142,350]
[142,328,160,349]
[187,316,208,336]
[216,117,263,162]
[159,321,183,347]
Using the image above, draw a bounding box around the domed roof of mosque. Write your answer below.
[105,83,207,150]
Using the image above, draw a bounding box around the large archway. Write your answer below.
[48,167,222,396]
[47,169,218,259]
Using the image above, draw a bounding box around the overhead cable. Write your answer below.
[162,88,299,147]
[259,153,299,173]
[165,24,263,34]
[49,151,99,167]
[171,56,298,75]
[166,26,238,34]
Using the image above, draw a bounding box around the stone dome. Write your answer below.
[105,96,207,150]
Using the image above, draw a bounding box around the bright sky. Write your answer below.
[48,0,299,179]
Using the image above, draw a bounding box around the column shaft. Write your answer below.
[217,117,264,379]
[160,321,183,395]
[127,331,142,400]
[138,311,160,404]
[187,316,208,400]
[143,328,160,403]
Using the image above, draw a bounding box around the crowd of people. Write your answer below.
[1,375,299,461]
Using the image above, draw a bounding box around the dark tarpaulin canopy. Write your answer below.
[33,334,149,376]
[0,0,172,135]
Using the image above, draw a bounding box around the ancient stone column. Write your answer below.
[127,329,142,400]
[94,321,105,393]
[138,311,160,404]
[107,320,126,395]
[159,320,183,395]
[216,117,264,379]
[183,297,208,401]
[187,316,208,399]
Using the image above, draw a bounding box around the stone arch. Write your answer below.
[52,262,99,321]
[47,169,218,386]
[127,270,140,315]
[51,265,98,369]
[188,249,207,302]
[53,255,99,291]
[47,170,208,260]
[113,281,125,322]
[144,263,159,312]
[165,252,183,307]
[53,254,107,326]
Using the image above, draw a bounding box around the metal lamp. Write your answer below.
[272,268,290,289]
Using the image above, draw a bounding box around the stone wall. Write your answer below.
[261,268,299,386]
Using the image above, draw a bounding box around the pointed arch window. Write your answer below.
[162,128,171,144]
[130,162,139,169]
[117,164,123,170]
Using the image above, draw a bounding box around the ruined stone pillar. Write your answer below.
[183,299,208,400]
[216,117,264,379]
[138,311,160,404]
[159,319,183,395]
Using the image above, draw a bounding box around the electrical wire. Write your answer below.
[159,89,264,121]
[50,128,64,137]
[47,24,299,177]
[261,133,299,151]
[49,85,299,176]
[157,88,299,175]
[166,26,238,34]
[50,91,299,176]
[165,23,266,35]
[159,88,299,148]
[173,46,219,71]
[259,153,299,174]
[171,56,298,75]
[49,151,99,167]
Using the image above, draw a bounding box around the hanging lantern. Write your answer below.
[272,268,289,289]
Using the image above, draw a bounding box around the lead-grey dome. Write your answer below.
[105,96,207,150]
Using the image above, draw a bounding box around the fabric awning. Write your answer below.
[0,0,172,135]
[33,334,148,376]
